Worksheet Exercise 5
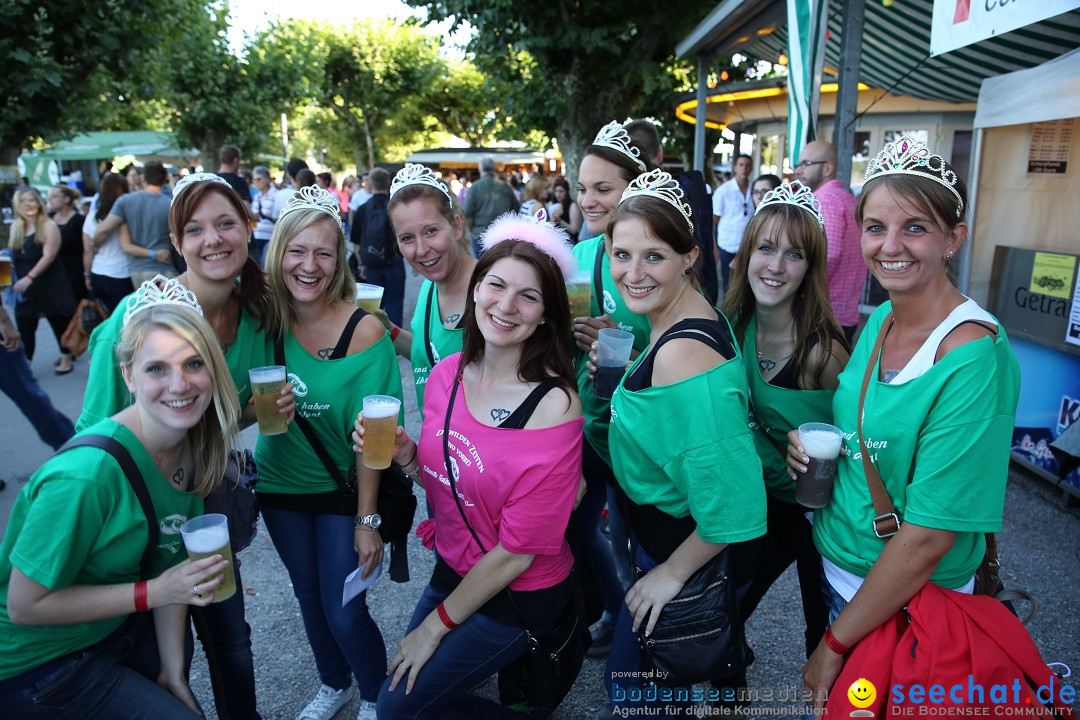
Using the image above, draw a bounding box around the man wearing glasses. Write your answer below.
[795,141,864,343]
[712,154,754,293]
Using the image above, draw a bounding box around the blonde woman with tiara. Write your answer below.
[258,186,402,720]
[0,286,240,719]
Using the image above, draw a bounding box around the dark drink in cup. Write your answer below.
[796,422,843,508]
[593,364,626,399]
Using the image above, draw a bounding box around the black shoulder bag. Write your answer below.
[441,370,586,716]
[274,337,417,582]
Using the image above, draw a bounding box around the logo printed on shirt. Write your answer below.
[429,343,441,364]
[288,372,308,398]
[160,514,187,535]
[603,290,617,315]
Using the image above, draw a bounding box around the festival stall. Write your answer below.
[965,49,1080,501]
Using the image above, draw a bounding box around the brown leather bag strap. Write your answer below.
[858,312,900,540]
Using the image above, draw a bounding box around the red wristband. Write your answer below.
[389,324,401,341]
[24,272,35,282]
[134,580,149,613]
[436,602,459,630]
[824,626,849,655]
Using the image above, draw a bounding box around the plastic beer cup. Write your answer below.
[594,328,634,399]
[248,366,288,436]
[362,395,401,470]
[180,513,236,603]
[565,272,592,318]
[0,257,11,287]
[796,422,844,508]
[354,283,384,314]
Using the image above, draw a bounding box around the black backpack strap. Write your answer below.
[274,337,353,495]
[56,435,157,576]
[592,241,605,316]
[423,284,437,367]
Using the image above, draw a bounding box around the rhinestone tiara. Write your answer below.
[389,163,453,206]
[755,181,824,228]
[591,121,646,172]
[122,275,204,327]
[170,172,232,207]
[278,185,344,229]
[619,169,694,234]
[864,135,964,218]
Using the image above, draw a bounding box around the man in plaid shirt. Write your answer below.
[796,141,865,343]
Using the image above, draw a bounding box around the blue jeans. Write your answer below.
[821,568,849,625]
[376,584,532,720]
[718,249,738,294]
[189,560,261,719]
[0,345,74,450]
[578,441,630,619]
[0,616,200,720]
[262,508,387,701]
[363,260,406,327]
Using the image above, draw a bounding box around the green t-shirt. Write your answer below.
[254,328,403,494]
[742,315,836,503]
[813,303,1021,589]
[409,280,464,419]
[0,419,202,679]
[77,299,272,431]
[570,235,651,465]
[608,329,767,545]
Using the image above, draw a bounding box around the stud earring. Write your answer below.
[539,319,546,325]
[945,252,953,259]
[684,266,692,275]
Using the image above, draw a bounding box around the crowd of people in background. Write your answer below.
[0,122,1028,720]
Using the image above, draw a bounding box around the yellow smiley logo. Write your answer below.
[848,678,877,709]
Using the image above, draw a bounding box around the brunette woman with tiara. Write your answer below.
[380,164,477,419]
[790,137,1020,709]
[723,181,850,661]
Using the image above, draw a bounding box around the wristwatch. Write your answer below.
[355,513,382,530]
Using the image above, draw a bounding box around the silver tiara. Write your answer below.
[592,121,646,172]
[170,172,231,207]
[619,169,694,234]
[122,275,203,327]
[864,135,964,218]
[278,185,344,229]
[389,164,453,206]
[755,181,824,228]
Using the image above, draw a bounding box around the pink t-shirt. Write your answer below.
[418,354,584,591]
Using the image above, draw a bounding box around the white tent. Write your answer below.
[963,49,1080,304]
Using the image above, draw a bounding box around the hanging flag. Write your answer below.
[786,0,829,168]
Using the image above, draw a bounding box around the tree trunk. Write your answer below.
[0,143,20,166]
[362,113,376,170]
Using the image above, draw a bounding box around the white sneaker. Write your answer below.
[296,683,354,720]
[356,699,378,720]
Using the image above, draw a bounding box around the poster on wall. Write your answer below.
[931,0,1080,56]
[1027,118,1074,176]
[1068,271,1080,348]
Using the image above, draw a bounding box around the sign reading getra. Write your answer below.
[930,0,1080,56]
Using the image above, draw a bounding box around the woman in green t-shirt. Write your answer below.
[789,136,1021,709]
[0,298,241,718]
[723,181,849,660]
[374,164,477,418]
[258,186,402,720]
[570,120,657,654]
[601,170,767,708]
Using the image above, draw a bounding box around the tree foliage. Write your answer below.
[0,0,205,164]
[407,0,714,181]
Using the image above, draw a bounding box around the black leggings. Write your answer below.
[735,493,828,658]
[15,312,70,361]
[91,274,135,314]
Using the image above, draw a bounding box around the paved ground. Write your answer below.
[2,270,1078,718]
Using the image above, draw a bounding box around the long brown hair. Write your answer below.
[169,182,271,330]
[724,204,849,388]
[96,173,128,222]
[460,240,576,400]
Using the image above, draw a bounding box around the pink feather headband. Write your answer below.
[479,211,576,278]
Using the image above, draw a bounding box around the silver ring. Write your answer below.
[192,586,200,597]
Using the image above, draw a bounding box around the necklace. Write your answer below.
[756,317,794,373]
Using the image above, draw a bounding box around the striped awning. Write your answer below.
[685,0,1080,105]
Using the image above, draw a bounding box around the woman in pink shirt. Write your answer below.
[354,214,584,718]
